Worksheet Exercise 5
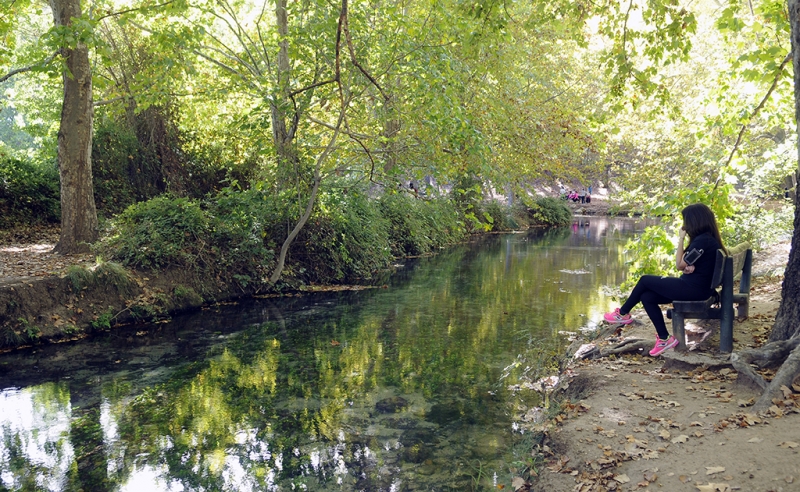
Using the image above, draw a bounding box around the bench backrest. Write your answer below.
[710,242,752,291]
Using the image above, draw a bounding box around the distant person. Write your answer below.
[585,194,591,204]
[588,185,593,195]
[579,188,586,203]
[603,203,727,356]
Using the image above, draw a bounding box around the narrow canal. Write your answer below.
[0,217,647,491]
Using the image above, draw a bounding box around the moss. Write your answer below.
[173,285,204,310]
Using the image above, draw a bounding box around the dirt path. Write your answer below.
[532,242,799,492]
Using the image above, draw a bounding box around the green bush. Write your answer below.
[102,196,211,269]
[293,189,392,282]
[378,193,466,257]
[526,197,572,227]
[207,186,279,284]
[480,200,522,231]
[99,185,467,287]
[0,156,60,227]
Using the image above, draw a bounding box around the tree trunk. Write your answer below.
[50,0,99,254]
[771,0,800,342]
[271,0,300,187]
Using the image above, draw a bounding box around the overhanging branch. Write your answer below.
[0,52,58,83]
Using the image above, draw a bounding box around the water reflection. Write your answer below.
[0,217,648,491]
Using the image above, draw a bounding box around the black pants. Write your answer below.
[620,275,711,339]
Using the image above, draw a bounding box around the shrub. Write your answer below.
[480,200,521,232]
[102,196,211,269]
[0,156,60,227]
[527,197,572,226]
[207,186,279,283]
[378,193,466,257]
[293,189,392,282]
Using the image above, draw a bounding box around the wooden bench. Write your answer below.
[667,242,753,353]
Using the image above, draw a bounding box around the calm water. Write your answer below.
[0,217,646,491]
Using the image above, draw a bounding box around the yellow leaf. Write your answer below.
[705,466,725,475]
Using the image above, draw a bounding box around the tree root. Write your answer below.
[730,336,800,412]
[574,338,651,359]
[601,338,652,357]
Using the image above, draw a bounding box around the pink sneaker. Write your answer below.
[649,336,679,356]
[603,308,633,325]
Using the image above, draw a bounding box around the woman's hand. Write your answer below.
[683,264,695,274]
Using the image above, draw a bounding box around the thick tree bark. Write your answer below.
[50,0,99,254]
[772,0,800,341]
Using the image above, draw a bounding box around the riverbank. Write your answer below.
[530,240,798,492]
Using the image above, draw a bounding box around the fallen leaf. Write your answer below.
[705,466,725,475]
[672,435,689,444]
[695,483,731,492]
[511,477,526,490]
[781,385,793,398]
[747,437,763,443]
[614,473,630,483]
[778,441,799,448]
[679,475,690,483]
[659,430,671,439]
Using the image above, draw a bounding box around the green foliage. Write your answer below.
[480,200,523,232]
[173,285,204,309]
[727,202,794,250]
[0,155,60,227]
[16,317,40,342]
[90,309,115,331]
[66,262,135,297]
[103,196,210,269]
[378,193,466,257]
[66,265,95,293]
[92,120,164,215]
[94,262,136,297]
[293,189,392,282]
[525,197,573,227]
[619,226,676,292]
[1,326,23,347]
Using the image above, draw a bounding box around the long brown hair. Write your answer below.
[681,203,727,254]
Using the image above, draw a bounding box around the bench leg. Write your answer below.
[737,300,749,320]
[720,305,734,353]
[671,312,687,351]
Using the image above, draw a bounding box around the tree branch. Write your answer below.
[0,52,58,83]
[95,1,175,22]
[342,0,389,101]
[269,98,350,284]
[717,51,792,185]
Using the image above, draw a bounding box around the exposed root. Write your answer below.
[600,338,651,357]
[730,336,800,412]
[572,338,651,360]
